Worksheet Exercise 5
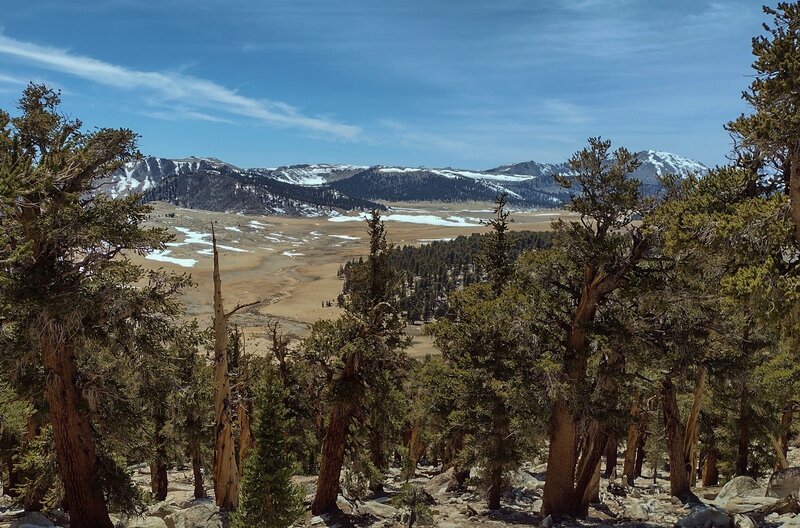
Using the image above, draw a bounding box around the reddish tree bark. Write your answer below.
[661,379,690,499]
[192,444,206,499]
[311,350,361,515]
[701,448,719,487]
[43,339,113,528]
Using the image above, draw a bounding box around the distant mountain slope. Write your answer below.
[325,167,562,207]
[489,150,708,195]
[101,150,708,216]
[103,157,384,217]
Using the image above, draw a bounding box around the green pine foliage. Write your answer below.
[426,195,554,509]
[338,229,552,322]
[232,368,304,528]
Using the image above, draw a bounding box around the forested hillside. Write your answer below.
[339,229,553,322]
[141,165,385,216]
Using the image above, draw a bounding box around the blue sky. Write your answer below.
[0,0,765,169]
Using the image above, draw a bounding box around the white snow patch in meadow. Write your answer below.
[146,250,198,268]
[173,227,250,253]
[270,232,300,241]
[282,251,304,257]
[329,234,361,240]
[261,247,276,251]
[225,226,242,233]
[328,213,480,227]
[197,248,214,256]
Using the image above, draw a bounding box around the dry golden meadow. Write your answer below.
[133,201,573,358]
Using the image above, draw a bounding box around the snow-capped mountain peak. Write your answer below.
[639,150,708,177]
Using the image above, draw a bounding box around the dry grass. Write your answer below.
[132,201,572,356]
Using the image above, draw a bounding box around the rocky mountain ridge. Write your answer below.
[102,151,708,216]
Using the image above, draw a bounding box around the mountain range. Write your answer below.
[101,150,709,217]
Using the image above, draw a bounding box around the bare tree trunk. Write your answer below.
[622,397,640,486]
[192,443,206,499]
[788,144,800,246]
[683,368,706,488]
[542,281,608,517]
[487,463,503,510]
[43,338,113,528]
[541,354,586,516]
[575,426,608,515]
[586,462,601,504]
[487,405,509,510]
[151,404,169,501]
[238,399,254,470]
[682,369,705,460]
[701,448,719,487]
[603,433,618,478]
[211,225,239,510]
[408,424,426,474]
[735,380,750,477]
[150,462,168,502]
[311,350,361,515]
[662,378,690,499]
[769,433,790,471]
[634,431,646,479]
[311,402,355,514]
[775,406,794,471]
[5,458,18,497]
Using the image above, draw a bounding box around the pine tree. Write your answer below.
[525,138,649,517]
[726,2,800,244]
[232,368,304,528]
[308,210,409,514]
[428,195,549,509]
[0,85,188,528]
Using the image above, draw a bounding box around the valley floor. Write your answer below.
[133,202,572,357]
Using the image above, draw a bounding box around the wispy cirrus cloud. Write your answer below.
[0,33,361,140]
[0,71,29,86]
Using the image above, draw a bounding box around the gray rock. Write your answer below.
[359,500,400,520]
[624,503,650,521]
[724,496,779,514]
[148,500,178,519]
[778,516,800,528]
[732,514,757,528]
[10,512,54,527]
[716,476,760,504]
[424,467,454,496]
[769,467,800,498]
[128,518,168,528]
[539,514,554,528]
[675,506,731,528]
[164,500,221,528]
[511,469,544,491]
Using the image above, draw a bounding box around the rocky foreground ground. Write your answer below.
[3,454,800,528]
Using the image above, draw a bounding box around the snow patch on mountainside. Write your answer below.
[640,150,708,176]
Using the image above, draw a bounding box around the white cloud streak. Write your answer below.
[0,34,361,140]
[0,71,28,85]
